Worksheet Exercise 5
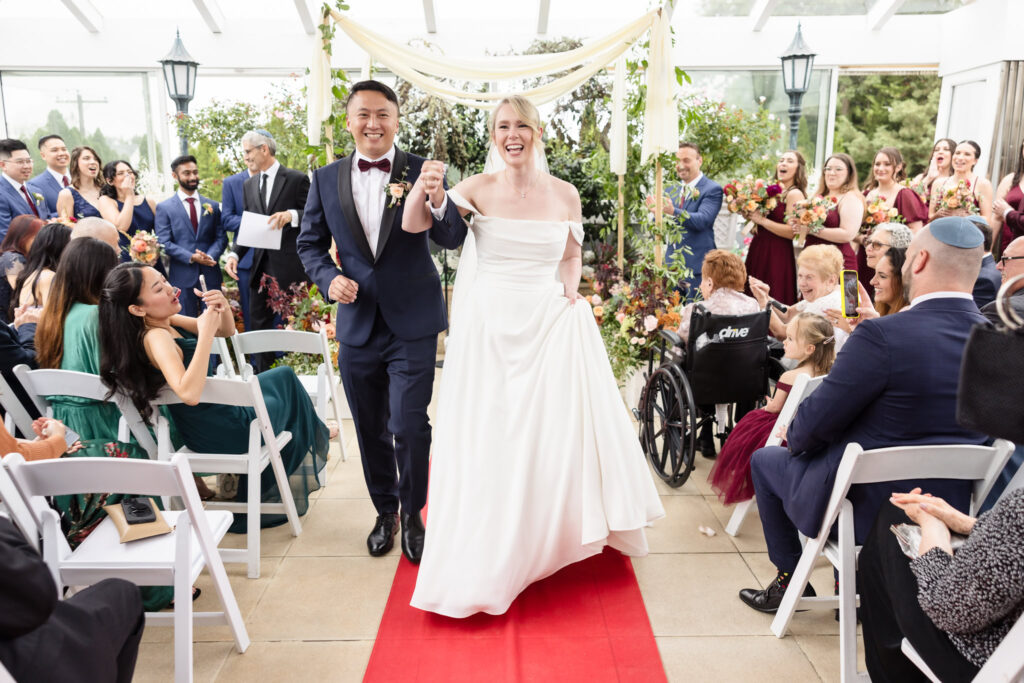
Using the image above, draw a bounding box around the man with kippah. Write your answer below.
[738,216,988,614]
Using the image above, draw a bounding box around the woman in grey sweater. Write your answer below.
[859,485,1024,682]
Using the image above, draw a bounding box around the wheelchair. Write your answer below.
[637,304,784,487]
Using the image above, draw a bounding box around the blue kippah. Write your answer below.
[966,214,989,228]
[254,129,274,139]
[929,216,984,249]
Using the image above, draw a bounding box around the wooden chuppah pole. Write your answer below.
[617,175,625,271]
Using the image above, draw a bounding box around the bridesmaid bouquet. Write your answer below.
[128,230,163,266]
[786,196,835,247]
[862,196,902,235]
[723,175,783,217]
[937,179,980,215]
[903,177,929,205]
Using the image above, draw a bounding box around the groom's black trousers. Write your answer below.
[339,309,436,515]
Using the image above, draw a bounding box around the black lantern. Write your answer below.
[779,23,816,152]
[159,30,199,156]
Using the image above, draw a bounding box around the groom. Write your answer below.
[297,80,466,563]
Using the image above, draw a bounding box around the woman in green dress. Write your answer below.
[97,263,329,533]
[33,237,175,610]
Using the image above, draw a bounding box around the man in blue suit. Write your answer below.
[298,81,466,564]
[738,217,988,613]
[0,139,46,240]
[25,135,70,218]
[969,216,1001,309]
[649,142,723,298]
[154,155,227,316]
[220,163,255,331]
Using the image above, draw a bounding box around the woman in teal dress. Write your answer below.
[97,263,329,533]
[33,237,174,610]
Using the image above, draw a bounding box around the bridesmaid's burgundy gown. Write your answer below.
[745,201,797,305]
[999,184,1024,256]
[857,187,928,295]
[806,199,858,272]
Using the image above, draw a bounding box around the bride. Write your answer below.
[402,95,664,618]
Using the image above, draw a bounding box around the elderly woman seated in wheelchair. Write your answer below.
[638,250,783,487]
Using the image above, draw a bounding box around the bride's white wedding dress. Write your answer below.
[410,190,664,618]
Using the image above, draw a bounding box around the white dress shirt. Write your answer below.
[909,291,974,308]
[257,160,298,226]
[350,146,396,255]
[47,167,70,187]
[2,173,26,194]
[177,188,201,220]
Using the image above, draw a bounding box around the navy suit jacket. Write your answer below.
[297,149,467,346]
[154,195,227,291]
[220,170,253,270]
[782,296,988,540]
[972,254,1001,309]
[0,179,45,241]
[25,172,62,218]
[665,174,723,276]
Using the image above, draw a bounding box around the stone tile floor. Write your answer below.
[133,372,860,682]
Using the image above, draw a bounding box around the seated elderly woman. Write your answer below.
[859,487,1024,682]
[677,249,760,340]
[863,222,913,277]
[749,244,849,348]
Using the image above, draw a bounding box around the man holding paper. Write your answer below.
[227,130,310,366]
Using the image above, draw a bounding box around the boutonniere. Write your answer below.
[32,192,44,204]
[203,203,214,216]
[383,167,411,208]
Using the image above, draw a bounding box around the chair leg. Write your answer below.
[268,448,303,537]
[725,499,754,536]
[837,503,866,682]
[770,532,827,638]
[247,458,260,579]
[173,566,194,683]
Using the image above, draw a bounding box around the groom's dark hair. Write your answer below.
[346,80,400,116]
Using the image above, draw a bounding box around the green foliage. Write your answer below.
[679,96,782,181]
[833,74,941,179]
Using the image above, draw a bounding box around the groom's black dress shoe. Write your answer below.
[739,574,817,613]
[401,510,425,564]
[367,513,399,556]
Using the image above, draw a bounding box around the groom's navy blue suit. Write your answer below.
[297,148,466,515]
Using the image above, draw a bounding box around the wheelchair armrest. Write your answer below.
[659,329,683,348]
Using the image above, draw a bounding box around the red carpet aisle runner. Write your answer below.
[363,547,667,682]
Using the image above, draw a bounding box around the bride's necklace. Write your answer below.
[503,169,539,199]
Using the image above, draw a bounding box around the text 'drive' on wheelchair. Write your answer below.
[637,304,783,487]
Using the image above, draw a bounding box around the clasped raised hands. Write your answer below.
[415,160,447,207]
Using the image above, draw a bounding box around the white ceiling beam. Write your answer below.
[58,0,102,33]
[537,0,550,34]
[866,0,908,30]
[748,0,780,32]
[192,0,225,33]
[293,0,316,35]
[422,0,437,34]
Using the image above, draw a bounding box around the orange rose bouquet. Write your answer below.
[128,230,163,266]
[861,196,902,235]
[786,196,836,247]
[937,179,980,215]
[723,175,782,217]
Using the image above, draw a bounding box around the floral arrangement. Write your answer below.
[53,214,77,228]
[261,275,340,373]
[862,195,902,234]
[722,176,782,218]
[937,178,980,215]
[903,177,929,205]
[384,167,411,208]
[128,230,163,266]
[786,196,836,247]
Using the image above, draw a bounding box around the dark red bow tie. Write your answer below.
[358,158,391,173]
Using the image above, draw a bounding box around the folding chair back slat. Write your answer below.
[231,329,323,356]
[0,371,36,438]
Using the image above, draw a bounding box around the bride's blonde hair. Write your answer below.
[488,95,543,151]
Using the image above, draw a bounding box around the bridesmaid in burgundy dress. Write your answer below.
[993,141,1024,257]
[798,153,862,272]
[929,140,993,225]
[908,138,956,210]
[742,150,807,305]
[858,147,928,294]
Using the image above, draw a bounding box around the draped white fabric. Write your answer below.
[609,55,628,176]
[306,4,679,168]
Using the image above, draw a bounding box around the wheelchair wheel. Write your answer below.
[638,365,698,487]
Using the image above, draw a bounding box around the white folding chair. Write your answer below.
[0,658,15,683]
[0,452,250,683]
[725,374,827,537]
[901,608,1024,683]
[230,328,348,461]
[13,365,158,458]
[770,439,1014,682]
[0,370,37,439]
[150,375,301,579]
[213,336,238,379]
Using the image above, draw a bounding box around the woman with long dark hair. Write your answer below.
[798,153,864,272]
[742,150,807,305]
[98,263,330,533]
[909,138,956,207]
[992,140,1024,257]
[0,214,44,322]
[98,159,160,265]
[55,146,104,221]
[11,222,71,315]
[929,140,993,225]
